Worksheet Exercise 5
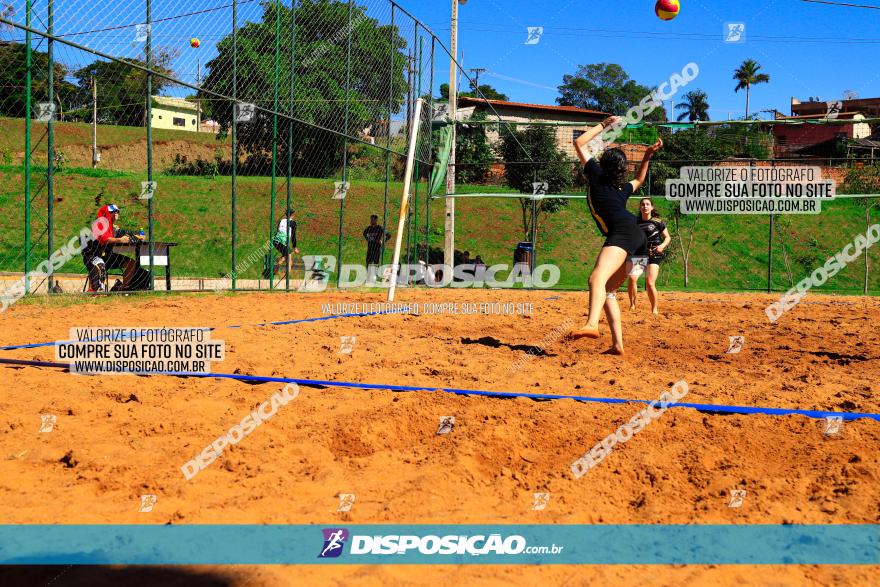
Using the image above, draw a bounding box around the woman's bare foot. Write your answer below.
[602,345,625,356]
[570,324,600,340]
[629,304,636,311]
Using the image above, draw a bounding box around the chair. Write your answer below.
[81,256,124,292]
[79,231,125,292]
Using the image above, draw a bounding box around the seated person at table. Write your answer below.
[82,204,140,292]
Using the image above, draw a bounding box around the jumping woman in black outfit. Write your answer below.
[570,116,663,355]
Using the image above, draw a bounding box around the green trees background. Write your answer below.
[0,43,76,118]
[199,0,408,178]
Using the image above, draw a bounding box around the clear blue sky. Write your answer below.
[11,0,878,119]
[397,0,880,119]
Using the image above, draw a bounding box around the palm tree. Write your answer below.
[733,59,770,118]
[675,89,710,122]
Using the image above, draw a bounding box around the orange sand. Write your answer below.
[0,289,878,585]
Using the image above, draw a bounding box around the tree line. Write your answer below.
[0,0,408,179]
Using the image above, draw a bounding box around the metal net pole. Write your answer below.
[380,3,395,268]
[268,1,282,290]
[47,0,55,294]
[425,35,435,270]
[231,0,238,290]
[335,0,354,287]
[285,0,298,292]
[23,0,31,294]
[146,0,155,290]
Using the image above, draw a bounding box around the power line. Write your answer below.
[428,22,880,44]
[800,0,880,9]
[483,71,557,91]
[2,0,260,41]
[468,67,486,91]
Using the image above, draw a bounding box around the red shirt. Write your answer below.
[93,205,115,246]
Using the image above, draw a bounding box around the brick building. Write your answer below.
[455,97,609,159]
[768,112,871,158]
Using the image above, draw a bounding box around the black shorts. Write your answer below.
[648,254,665,266]
[83,251,130,271]
[603,221,648,256]
[273,242,290,257]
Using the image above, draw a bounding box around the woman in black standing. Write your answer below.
[627,198,671,314]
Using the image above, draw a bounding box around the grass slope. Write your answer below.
[0,118,878,292]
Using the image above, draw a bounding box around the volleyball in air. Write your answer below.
[190,38,201,49]
[655,0,680,21]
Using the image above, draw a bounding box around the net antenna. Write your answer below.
[388,98,426,302]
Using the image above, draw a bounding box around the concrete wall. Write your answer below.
[151,106,198,133]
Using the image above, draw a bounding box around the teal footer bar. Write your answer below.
[0,525,878,565]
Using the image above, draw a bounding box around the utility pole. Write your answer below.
[444,0,460,271]
[92,75,98,168]
[196,57,201,132]
[469,67,486,94]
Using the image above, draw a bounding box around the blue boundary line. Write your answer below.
[1,357,878,422]
[0,309,411,351]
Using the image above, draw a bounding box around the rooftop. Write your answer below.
[458,97,609,117]
[773,112,865,121]
[152,96,198,112]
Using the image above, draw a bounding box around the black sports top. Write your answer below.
[585,159,638,237]
[638,217,666,248]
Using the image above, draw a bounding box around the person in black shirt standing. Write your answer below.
[363,214,390,276]
[627,198,671,314]
[570,115,663,355]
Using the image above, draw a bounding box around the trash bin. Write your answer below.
[514,241,534,269]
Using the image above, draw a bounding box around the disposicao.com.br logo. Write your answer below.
[317,528,563,558]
